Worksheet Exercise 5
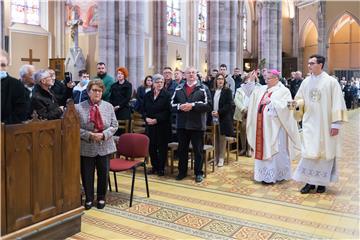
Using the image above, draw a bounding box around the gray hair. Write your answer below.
[33,69,50,84]
[152,73,164,82]
[19,64,35,79]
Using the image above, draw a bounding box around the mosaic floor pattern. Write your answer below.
[69,110,359,240]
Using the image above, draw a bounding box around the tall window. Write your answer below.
[198,0,207,41]
[11,0,40,25]
[167,0,181,36]
[242,4,247,50]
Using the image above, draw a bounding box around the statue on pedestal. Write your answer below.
[65,5,86,82]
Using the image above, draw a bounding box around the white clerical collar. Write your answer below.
[266,82,281,92]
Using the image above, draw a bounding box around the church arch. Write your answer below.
[327,12,360,74]
[300,18,318,74]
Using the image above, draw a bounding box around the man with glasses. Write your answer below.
[163,66,177,96]
[292,54,347,194]
[1,50,30,124]
[171,66,212,183]
[31,70,64,120]
[246,69,301,185]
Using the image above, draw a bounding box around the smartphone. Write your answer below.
[64,72,72,84]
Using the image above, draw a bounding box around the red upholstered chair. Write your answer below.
[108,133,150,207]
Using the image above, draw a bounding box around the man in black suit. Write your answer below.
[1,50,30,124]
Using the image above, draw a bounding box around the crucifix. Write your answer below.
[21,49,40,65]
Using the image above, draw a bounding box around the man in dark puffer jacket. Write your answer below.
[171,66,212,183]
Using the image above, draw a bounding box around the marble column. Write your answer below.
[98,1,145,88]
[257,1,282,72]
[317,1,328,71]
[152,1,167,73]
[189,1,199,69]
[207,1,239,73]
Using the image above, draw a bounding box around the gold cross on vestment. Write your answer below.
[21,49,40,64]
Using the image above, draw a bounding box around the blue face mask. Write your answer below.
[0,71,7,79]
[81,79,89,85]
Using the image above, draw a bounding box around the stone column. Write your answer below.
[54,1,65,57]
[98,0,116,77]
[257,1,282,71]
[189,1,199,69]
[0,1,4,50]
[98,1,145,88]
[152,1,167,73]
[208,1,239,73]
[317,1,328,71]
[292,6,299,58]
[237,1,244,72]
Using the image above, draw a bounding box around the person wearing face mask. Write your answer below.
[73,70,90,104]
[109,67,132,125]
[1,50,30,124]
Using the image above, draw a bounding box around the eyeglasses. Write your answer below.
[217,77,225,80]
[154,81,164,84]
[308,62,317,65]
[90,89,103,93]
[0,63,6,67]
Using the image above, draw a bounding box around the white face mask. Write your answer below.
[0,71,7,79]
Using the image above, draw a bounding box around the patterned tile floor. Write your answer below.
[69,109,359,240]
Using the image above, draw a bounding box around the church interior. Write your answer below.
[0,0,359,239]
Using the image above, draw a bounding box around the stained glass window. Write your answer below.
[242,4,247,50]
[198,0,207,41]
[167,0,180,36]
[11,0,40,25]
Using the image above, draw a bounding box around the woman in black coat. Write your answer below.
[143,74,171,176]
[135,75,153,116]
[109,67,133,121]
[211,73,234,167]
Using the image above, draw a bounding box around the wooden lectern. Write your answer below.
[49,58,66,80]
[1,101,83,239]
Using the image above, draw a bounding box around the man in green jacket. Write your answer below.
[95,62,114,101]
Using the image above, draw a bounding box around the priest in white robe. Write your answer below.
[247,70,301,184]
[292,54,347,194]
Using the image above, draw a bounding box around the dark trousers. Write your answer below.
[147,126,168,172]
[177,129,204,176]
[81,155,110,202]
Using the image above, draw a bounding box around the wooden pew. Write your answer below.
[0,101,83,239]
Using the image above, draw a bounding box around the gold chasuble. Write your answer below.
[247,83,301,161]
[294,72,347,161]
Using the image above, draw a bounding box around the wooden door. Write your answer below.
[5,120,62,232]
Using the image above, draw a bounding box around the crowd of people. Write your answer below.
[1,49,349,210]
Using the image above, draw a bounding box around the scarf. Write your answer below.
[89,101,104,132]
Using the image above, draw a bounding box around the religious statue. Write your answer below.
[65,5,86,82]
[67,5,83,49]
